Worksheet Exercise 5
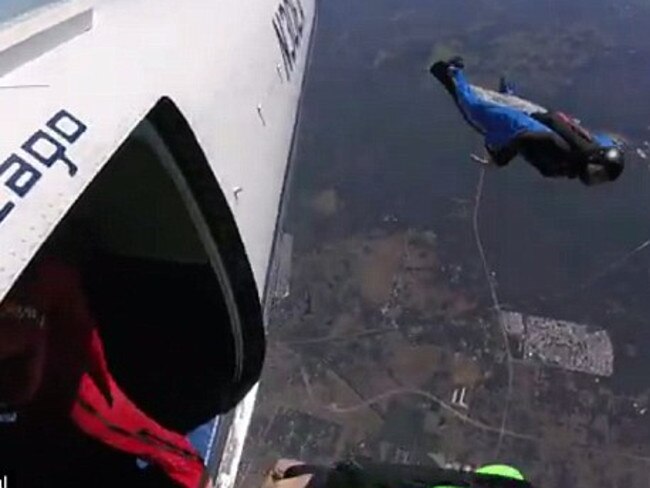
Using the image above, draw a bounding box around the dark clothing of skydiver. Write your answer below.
[430,57,625,186]
[262,459,533,488]
[0,258,205,487]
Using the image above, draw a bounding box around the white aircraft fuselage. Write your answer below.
[0,0,316,485]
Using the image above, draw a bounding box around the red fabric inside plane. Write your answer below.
[0,258,205,487]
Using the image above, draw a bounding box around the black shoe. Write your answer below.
[429,56,464,77]
[429,60,449,77]
[429,60,458,101]
[448,56,464,69]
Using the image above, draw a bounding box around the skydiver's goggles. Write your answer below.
[581,147,625,186]
[276,461,534,488]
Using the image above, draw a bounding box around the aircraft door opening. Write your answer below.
[0,107,265,487]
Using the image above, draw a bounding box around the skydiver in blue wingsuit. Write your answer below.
[430,57,625,186]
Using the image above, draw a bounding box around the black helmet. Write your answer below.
[579,147,625,185]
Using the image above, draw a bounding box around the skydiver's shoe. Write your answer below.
[429,56,463,74]
[447,56,464,69]
[429,60,448,78]
[429,56,464,77]
[499,76,515,95]
[430,60,459,101]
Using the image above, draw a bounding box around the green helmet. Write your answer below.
[433,464,526,488]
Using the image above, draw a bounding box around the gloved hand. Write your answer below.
[262,460,319,488]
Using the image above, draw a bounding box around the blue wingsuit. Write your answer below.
[430,58,621,182]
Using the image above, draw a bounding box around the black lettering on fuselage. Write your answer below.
[272,0,306,80]
[23,130,78,176]
[46,110,87,144]
[0,110,86,225]
[0,200,15,223]
[0,154,42,198]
